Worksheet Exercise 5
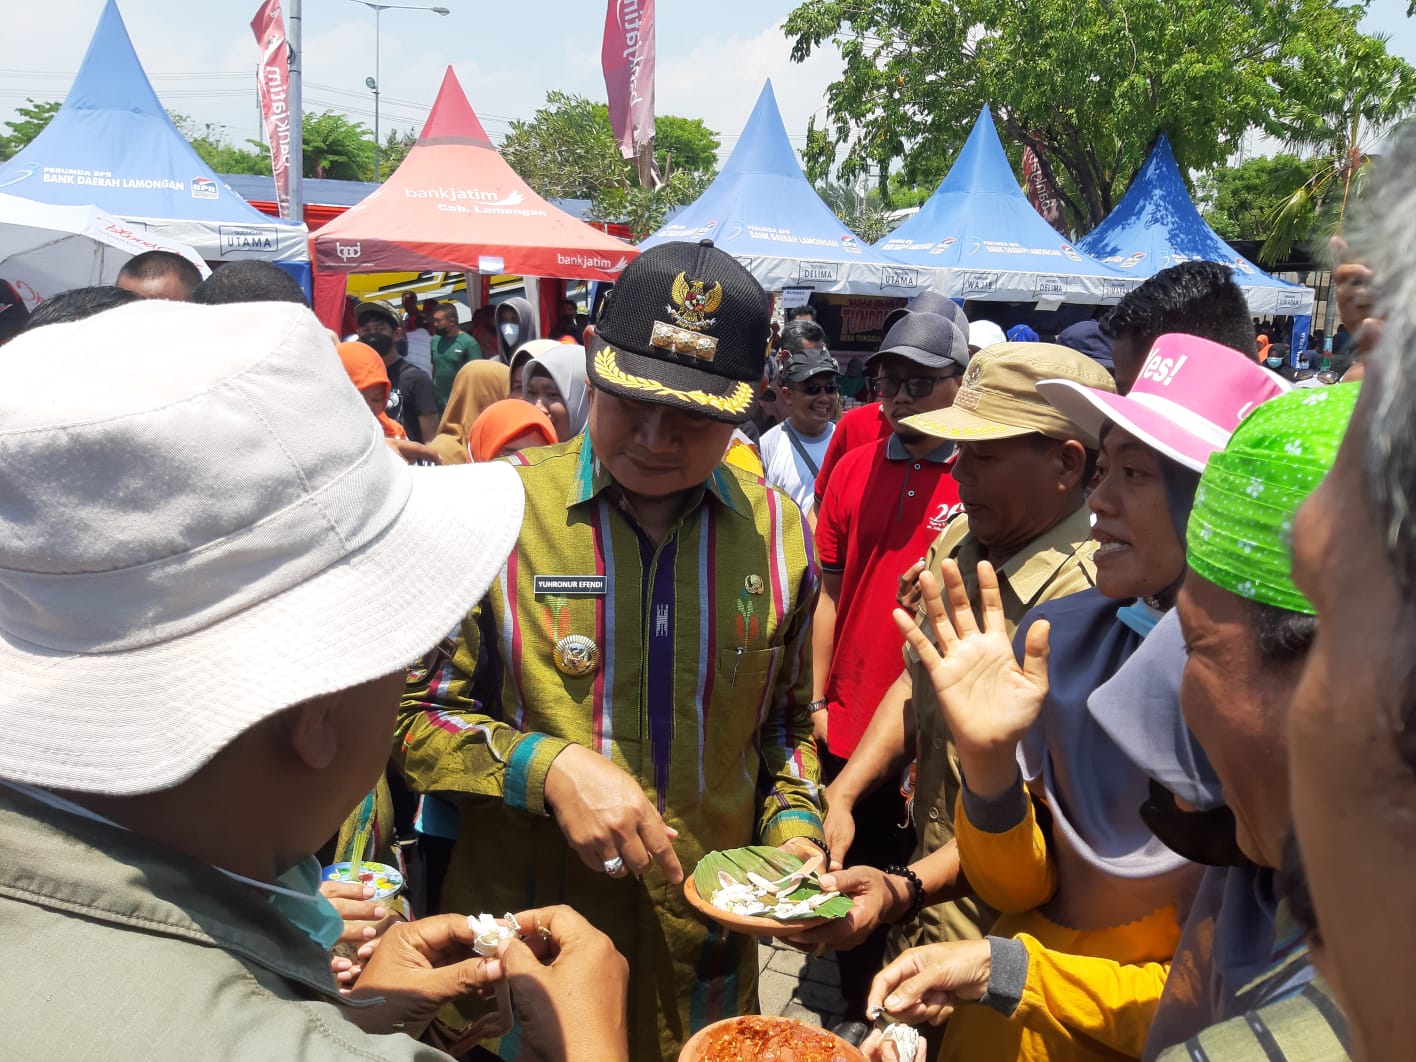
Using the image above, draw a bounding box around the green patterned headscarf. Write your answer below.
[1188,383,1360,615]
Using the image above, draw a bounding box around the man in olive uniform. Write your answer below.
[397,240,827,1060]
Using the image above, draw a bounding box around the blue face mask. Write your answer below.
[259,857,345,951]
[1116,598,1163,638]
[1265,357,1284,369]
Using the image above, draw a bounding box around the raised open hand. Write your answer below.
[893,560,1050,797]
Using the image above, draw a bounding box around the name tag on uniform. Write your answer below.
[533,575,608,597]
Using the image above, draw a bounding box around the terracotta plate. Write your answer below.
[682,874,833,938]
[679,1015,868,1062]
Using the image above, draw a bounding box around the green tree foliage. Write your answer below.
[378,129,418,181]
[783,0,1385,233]
[0,99,61,160]
[170,113,271,175]
[302,111,375,181]
[500,91,719,239]
[1198,154,1314,242]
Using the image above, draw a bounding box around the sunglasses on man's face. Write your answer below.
[790,380,839,396]
[872,371,961,399]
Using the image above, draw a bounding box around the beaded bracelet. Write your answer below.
[883,864,924,923]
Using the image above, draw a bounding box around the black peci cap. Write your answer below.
[586,240,770,424]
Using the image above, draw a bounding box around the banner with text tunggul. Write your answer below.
[602,0,661,189]
[251,0,294,220]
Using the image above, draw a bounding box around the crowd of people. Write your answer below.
[0,114,1405,1062]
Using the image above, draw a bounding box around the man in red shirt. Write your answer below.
[813,292,968,510]
[812,309,969,1034]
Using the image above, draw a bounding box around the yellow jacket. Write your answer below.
[939,783,1179,1061]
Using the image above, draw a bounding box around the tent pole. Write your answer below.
[288,0,304,224]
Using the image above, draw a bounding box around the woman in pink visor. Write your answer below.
[865,335,1287,1062]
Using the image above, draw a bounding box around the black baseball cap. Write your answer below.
[354,300,399,330]
[587,239,770,424]
[867,311,970,371]
[780,347,839,384]
[882,290,968,334]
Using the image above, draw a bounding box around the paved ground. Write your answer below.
[756,937,847,1029]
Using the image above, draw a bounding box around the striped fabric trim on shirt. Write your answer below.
[505,733,551,811]
[693,505,714,794]
[644,533,679,813]
[501,548,529,731]
[591,504,616,761]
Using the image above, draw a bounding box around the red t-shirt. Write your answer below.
[815,436,962,758]
[814,402,892,506]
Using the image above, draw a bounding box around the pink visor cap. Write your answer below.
[1035,333,1290,472]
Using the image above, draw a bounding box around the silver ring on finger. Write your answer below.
[603,856,625,875]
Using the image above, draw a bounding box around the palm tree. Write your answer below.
[1259,28,1416,269]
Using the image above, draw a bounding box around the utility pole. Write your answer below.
[288,0,304,221]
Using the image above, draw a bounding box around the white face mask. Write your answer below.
[500,322,519,345]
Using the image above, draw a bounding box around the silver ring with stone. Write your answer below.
[603,856,625,875]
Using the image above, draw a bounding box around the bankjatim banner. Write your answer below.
[602,0,661,189]
[251,0,294,220]
[1022,145,1068,237]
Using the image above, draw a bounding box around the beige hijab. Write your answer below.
[427,360,510,465]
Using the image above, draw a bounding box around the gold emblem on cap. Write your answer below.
[667,272,722,330]
[553,634,600,678]
[744,574,764,596]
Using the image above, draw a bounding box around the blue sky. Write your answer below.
[3,0,1413,164]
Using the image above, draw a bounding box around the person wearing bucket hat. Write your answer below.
[0,299,635,1059]
[814,292,967,514]
[967,319,1007,354]
[396,239,826,1060]
[869,335,1290,1061]
[1112,383,1359,1062]
[790,346,1109,1007]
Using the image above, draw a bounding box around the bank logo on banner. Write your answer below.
[602,0,660,188]
[251,0,294,220]
[191,176,219,200]
[335,241,362,262]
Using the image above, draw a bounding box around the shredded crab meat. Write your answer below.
[880,1022,921,1059]
[467,912,521,957]
[708,854,838,920]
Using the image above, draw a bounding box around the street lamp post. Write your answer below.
[347,1,450,182]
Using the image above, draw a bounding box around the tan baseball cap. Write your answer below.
[903,342,1117,447]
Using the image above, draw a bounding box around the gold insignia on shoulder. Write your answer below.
[651,320,718,361]
[744,574,765,596]
[667,271,723,331]
[553,634,601,678]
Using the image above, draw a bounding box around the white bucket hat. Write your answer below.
[0,299,525,795]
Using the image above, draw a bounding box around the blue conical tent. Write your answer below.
[1079,135,1313,317]
[641,82,927,296]
[878,107,1131,305]
[0,0,306,264]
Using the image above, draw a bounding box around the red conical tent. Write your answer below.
[312,68,635,287]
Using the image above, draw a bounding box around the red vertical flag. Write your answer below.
[251,0,295,220]
[602,0,661,189]
[1022,145,1068,237]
